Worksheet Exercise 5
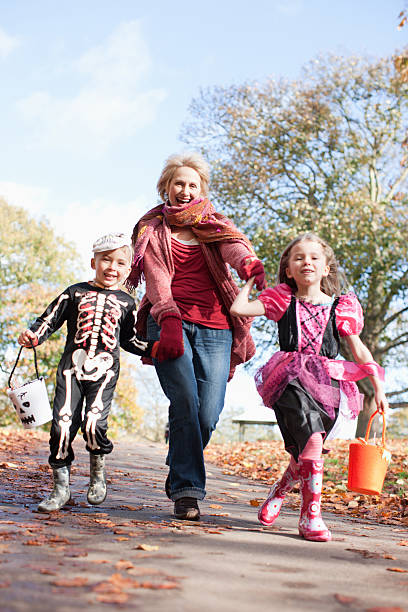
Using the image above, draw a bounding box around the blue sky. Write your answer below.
[0,0,404,415]
[0,0,404,267]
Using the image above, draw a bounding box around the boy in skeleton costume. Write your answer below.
[18,233,160,512]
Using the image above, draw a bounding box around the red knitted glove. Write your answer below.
[240,258,266,291]
[155,315,184,362]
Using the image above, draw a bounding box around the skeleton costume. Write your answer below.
[30,282,155,468]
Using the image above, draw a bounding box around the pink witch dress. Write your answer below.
[254,283,384,460]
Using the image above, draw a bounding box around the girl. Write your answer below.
[230,233,387,542]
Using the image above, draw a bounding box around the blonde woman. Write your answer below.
[128,152,265,520]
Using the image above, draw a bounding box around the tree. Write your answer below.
[183,51,408,435]
[0,198,81,424]
[108,353,145,436]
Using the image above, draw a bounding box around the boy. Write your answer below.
[18,233,159,512]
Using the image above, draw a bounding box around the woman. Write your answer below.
[128,152,265,520]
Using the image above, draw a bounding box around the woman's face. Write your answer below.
[167,166,202,206]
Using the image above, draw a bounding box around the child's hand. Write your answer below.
[374,388,389,415]
[245,276,256,292]
[230,276,266,317]
[18,329,38,348]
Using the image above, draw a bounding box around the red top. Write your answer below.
[171,238,231,329]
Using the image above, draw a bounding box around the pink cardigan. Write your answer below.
[136,220,255,380]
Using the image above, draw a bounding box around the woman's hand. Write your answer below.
[240,257,266,291]
[155,315,184,362]
[18,329,38,348]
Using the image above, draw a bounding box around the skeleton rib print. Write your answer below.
[29,282,153,462]
[74,291,128,357]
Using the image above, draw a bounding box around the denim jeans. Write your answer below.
[147,315,232,501]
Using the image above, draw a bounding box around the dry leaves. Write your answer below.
[52,577,88,587]
[205,439,408,525]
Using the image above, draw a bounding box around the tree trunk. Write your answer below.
[355,395,381,438]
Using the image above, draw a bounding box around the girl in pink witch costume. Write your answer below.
[230,233,388,542]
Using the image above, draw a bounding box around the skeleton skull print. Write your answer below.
[30,282,154,466]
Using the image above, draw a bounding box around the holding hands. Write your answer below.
[240,257,266,291]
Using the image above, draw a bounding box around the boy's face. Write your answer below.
[91,246,131,290]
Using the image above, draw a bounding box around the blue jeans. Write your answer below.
[147,315,232,501]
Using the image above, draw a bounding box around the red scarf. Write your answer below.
[127,198,254,289]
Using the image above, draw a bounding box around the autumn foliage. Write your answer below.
[205,438,408,526]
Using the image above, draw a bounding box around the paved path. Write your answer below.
[0,437,407,612]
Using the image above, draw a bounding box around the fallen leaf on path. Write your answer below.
[136,544,159,551]
[386,567,408,573]
[250,499,261,507]
[334,593,357,604]
[96,593,129,604]
[119,505,141,511]
[108,573,139,589]
[346,548,387,559]
[23,538,45,546]
[128,567,162,577]
[397,541,408,546]
[209,504,223,509]
[115,560,134,570]
[52,577,88,587]
[140,581,180,590]
[365,607,406,612]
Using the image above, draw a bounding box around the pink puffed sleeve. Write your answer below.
[336,293,364,337]
[258,283,292,321]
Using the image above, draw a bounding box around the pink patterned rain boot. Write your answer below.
[298,458,331,542]
[258,461,299,526]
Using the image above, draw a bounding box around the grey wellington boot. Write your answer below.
[87,454,107,505]
[37,466,71,512]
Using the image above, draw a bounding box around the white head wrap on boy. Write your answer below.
[92,232,131,253]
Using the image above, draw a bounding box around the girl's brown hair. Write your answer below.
[278,233,343,296]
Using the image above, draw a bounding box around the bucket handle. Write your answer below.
[8,342,40,389]
[364,409,386,447]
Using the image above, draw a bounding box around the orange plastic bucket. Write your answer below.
[347,410,390,495]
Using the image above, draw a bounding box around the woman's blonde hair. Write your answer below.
[157,152,210,201]
[278,233,343,296]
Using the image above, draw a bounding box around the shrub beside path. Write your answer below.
[0,429,407,612]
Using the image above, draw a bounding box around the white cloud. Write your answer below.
[0,180,150,270]
[17,21,167,154]
[0,181,49,214]
[0,27,20,59]
[46,194,151,269]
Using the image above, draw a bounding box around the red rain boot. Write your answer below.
[298,458,331,542]
[258,461,299,526]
